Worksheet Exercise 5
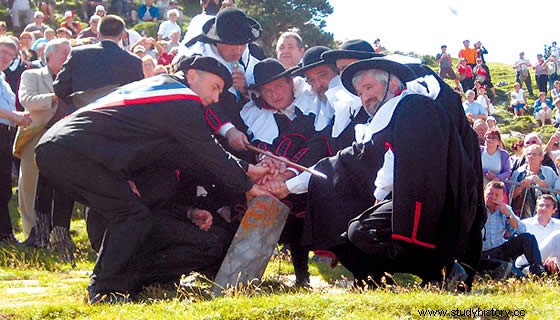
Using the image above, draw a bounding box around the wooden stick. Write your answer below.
[246,144,327,179]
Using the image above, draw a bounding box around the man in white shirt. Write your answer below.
[513,52,534,97]
[519,194,560,273]
[0,37,31,243]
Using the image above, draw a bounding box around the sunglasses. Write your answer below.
[525,140,539,145]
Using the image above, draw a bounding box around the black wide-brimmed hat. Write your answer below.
[197,8,262,45]
[291,46,332,76]
[248,58,293,90]
[175,55,232,89]
[341,57,416,95]
[321,39,383,64]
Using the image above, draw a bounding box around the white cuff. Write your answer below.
[217,123,235,137]
[286,171,312,194]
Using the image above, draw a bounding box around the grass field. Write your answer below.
[2,60,560,319]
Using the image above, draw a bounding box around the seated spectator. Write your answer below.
[56,27,73,40]
[473,119,489,146]
[141,56,156,78]
[512,133,558,173]
[481,129,511,185]
[137,0,160,23]
[473,58,496,97]
[133,45,147,58]
[156,41,174,65]
[551,80,560,102]
[43,28,55,41]
[463,89,487,123]
[517,194,560,273]
[476,85,491,115]
[510,82,527,117]
[486,115,499,131]
[510,139,525,168]
[168,0,185,23]
[510,144,558,218]
[553,97,560,127]
[481,181,545,277]
[533,92,554,126]
[543,130,560,165]
[19,32,34,53]
[157,9,181,40]
[457,57,473,92]
[167,30,180,52]
[23,11,48,36]
[0,22,7,37]
[94,5,106,17]
[77,15,101,42]
[60,11,82,38]
[119,28,143,51]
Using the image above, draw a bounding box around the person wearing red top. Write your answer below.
[457,57,474,92]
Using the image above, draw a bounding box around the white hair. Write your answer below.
[352,69,404,91]
[44,38,70,63]
[167,9,180,19]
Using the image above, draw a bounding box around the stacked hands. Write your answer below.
[185,156,294,231]
[247,155,294,200]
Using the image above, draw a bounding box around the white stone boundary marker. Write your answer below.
[211,196,290,295]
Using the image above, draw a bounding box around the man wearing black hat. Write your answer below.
[320,39,382,153]
[269,57,480,289]
[178,7,263,153]
[290,46,338,133]
[35,55,269,302]
[241,58,330,285]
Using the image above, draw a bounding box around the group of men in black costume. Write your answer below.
[32,7,485,303]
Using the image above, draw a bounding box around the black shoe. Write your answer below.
[22,227,38,247]
[0,233,20,245]
[87,287,132,304]
[50,226,75,265]
[445,262,468,291]
[295,274,311,288]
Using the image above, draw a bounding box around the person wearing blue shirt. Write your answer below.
[0,37,31,243]
[137,0,160,22]
[533,91,554,126]
[481,181,545,276]
[463,89,487,123]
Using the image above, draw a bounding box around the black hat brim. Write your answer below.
[175,55,233,90]
[198,16,262,45]
[290,60,330,77]
[248,67,296,90]
[341,58,417,95]
[321,50,384,64]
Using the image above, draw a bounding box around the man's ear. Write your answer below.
[186,69,198,86]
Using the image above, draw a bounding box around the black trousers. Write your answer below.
[35,142,153,293]
[481,233,544,274]
[35,174,75,229]
[0,124,13,236]
[536,74,549,94]
[129,210,236,288]
[334,201,451,282]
